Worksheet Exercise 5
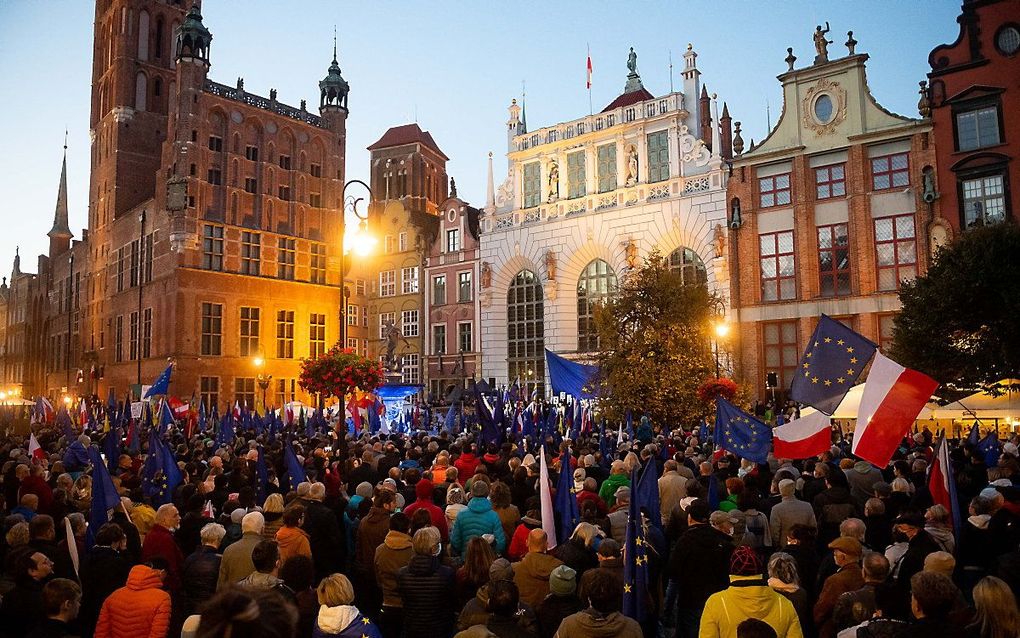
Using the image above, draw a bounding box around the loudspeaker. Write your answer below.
[766,371,778,388]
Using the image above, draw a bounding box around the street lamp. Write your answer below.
[339,180,374,347]
[254,352,271,413]
[713,318,730,378]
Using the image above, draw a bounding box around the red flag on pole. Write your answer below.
[586,54,593,89]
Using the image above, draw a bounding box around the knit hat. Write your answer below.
[549,565,577,595]
[471,480,489,498]
[356,482,374,499]
[729,545,762,576]
[489,558,513,582]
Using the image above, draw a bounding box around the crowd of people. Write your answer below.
[0,410,1018,638]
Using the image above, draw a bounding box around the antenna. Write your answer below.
[766,98,771,131]
[669,49,674,93]
[332,25,337,63]
[64,128,68,151]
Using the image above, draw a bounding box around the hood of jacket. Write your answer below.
[317,604,360,633]
[467,497,493,513]
[415,479,435,500]
[968,513,991,529]
[853,461,878,475]
[720,575,786,617]
[519,551,561,578]
[126,564,165,590]
[568,609,638,637]
[483,453,500,464]
[383,530,413,550]
[406,554,439,576]
[276,525,309,548]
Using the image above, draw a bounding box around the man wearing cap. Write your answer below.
[598,461,630,509]
[668,499,734,638]
[699,545,803,638]
[890,510,941,587]
[813,536,865,638]
[536,565,583,638]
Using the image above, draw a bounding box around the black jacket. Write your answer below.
[79,546,131,638]
[25,618,77,638]
[536,593,583,638]
[301,498,346,581]
[176,511,213,557]
[553,539,597,580]
[895,529,942,586]
[667,523,734,608]
[396,555,456,638]
[180,545,221,617]
[109,510,141,564]
[0,576,45,638]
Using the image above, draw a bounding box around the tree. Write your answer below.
[890,223,1020,396]
[591,250,719,428]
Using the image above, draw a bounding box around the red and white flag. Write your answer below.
[28,432,45,461]
[586,52,593,89]
[773,410,831,459]
[928,436,960,533]
[538,446,558,551]
[852,353,938,467]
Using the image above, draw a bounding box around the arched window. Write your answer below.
[507,270,545,396]
[154,16,164,59]
[668,246,708,286]
[577,259,617,352]
[135,73,147,111]
[137,10,149,61]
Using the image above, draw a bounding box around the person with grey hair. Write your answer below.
[659,460,688,528]
[54,512,86,580]
[832,551,890,632]
[300,478,346,582]
[182,522,226,618]
[216,511,263,589]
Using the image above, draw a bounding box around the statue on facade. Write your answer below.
[547,160,559,202]
[625,146,639,187]
[481,261,492,288]
[380,319,409,372]
[627,47,638,74]
[625,240,639,269]
[545,250,557,281]
[813,22,832,64]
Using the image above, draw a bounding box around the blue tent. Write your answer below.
[544,349,598,399]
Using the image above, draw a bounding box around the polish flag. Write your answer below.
[852,353,938,467]
[928,436,960,534]
[28,432,45,461]
[586,54,593,89]
[538,446,557,550]
[773,410,831,459]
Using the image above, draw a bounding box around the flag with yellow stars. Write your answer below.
[790,315,878,415]
[622,467,649,622]
[714,398,771,464]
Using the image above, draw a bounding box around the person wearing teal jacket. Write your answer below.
[450,481,507,557]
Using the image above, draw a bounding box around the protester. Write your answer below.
[217,511,264,589]
[554,568,641,638]
[512,529,564,609]
[79,523,132,638]
[397,526,456,638]
[25,578,81,638]
[535,565,582,638]
[313,573,383,638]
[700,546,804,638]
[94,562,172,638]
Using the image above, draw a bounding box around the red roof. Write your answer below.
[367,123,448,160]
[601,87,655,113]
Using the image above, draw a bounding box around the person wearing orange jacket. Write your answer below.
[94,562,171,638]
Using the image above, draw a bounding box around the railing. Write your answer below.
[204,80,324,128]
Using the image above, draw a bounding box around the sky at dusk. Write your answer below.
[0,0,963,274]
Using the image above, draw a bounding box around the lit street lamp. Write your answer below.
[713,319,730,378]
[254,353,271,412]
[339,180,375,349]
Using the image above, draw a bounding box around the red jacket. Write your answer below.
[141,524,183,592]
[19,475,54,515]
[455,453,480,480]
[402,479,449,541]
[95,565,171,638]
[576,489,608,518]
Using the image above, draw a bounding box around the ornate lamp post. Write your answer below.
[713,319,730,378]
[254,351,271,412]
[338,180,375,348]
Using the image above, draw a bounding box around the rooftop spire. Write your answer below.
[12,246,20,276]
[333,25,338,64]
[320,29,349,112]
[48,136,72,240]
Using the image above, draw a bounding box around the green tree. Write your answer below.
[591,250,719,428]
[890,223,1020,396]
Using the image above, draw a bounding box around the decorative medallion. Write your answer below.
[802,78,847,136]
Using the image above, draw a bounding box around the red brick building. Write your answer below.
[727,35,941,403]
[926,0,1019,233]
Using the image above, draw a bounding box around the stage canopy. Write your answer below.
[801,382,937,421]
[545,349,598,400]
[930,379,1020,421]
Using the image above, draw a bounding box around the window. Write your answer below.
[362,307,369,328]
[962,175,1006,228]
[201,302,222,355]
[446,229,460,253]
[458,272,472,303]
[117,246,126,292]
[241,231,260,276]
[384,235,396,254]
[234,378,255,408]
[207,168,222,185]
[277,185,291,201]
[432,275,447,305]
[310,163,322,178]
[400,353,420,384]
[277,238,295,279]
[458,322,473,353]
[129,311,139,361]
[309,193,321,208]
[379,312,396,338]
[239,307,260,357]
[878,313,897,352]
[401,310,419,337]
[310,243,326,284]
[668,247,708,286]
[399,232,408,252]
[567,151,586,198]
[433,324,446,355]
[143,233,154,283]
[208,136,223,152]
[760,231,796,301]
[813,94,834,123]
[874,214,917,291]
[815,164,846,199]
[346,338,359,352]
[356,279,367,296]
[275,378,296,407]
[278,155,291,170]
[245,145,259,162]
[202,225,223,271]
[200,377,219,413]
[646,131,669,183]
[244,177,258,194]
[129,239,140,287]
[759,173,792,207]
[597,144,617,193]
[309,313,326,358]
[956,106,1000,151]
[379,270,396,297]
[577,259,618,352]
[401,267,419,294]
[143,307,152,358]
[871,153,909,190]
[997,25,1020,55]
[523,163,541,208]
[817,223,851,297]
[507,270,545,397]
[115,315,123,362]
[276,310,295,358]
[763,321,798,393]
[346,304,358,326]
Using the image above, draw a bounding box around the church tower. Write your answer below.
[319,37,350,203]
[47,140,73,258]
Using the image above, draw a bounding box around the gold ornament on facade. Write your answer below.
[802,78,847,136]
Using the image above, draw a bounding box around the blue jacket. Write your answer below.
[451,497,506,556]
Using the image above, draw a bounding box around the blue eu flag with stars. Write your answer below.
[714,398,771,464]
[622,467,650,622]
[791,315,877,415]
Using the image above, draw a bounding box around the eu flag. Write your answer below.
[634,458,661,530]
[554,450,580,544]
[255,446,269,503]
[622,467,649,622]
[791,315,877,415]
[143,363,174,398]
[87,445,121,547]
[284,439,306,492]
[714,398,771,464]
